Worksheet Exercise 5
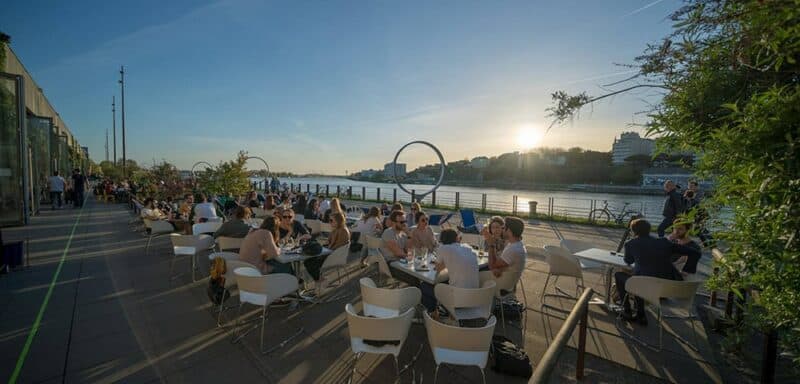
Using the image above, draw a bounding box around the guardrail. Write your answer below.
[270,182,658,223]
[531,288,594,383]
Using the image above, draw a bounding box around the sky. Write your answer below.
[1,0,679,173]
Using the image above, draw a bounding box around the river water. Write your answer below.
[252,176,669,222]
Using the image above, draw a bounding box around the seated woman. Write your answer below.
[406,202,421,228]
[193,194,220,223]
[322,197,345,223]
[480,216,506,254]
[352,206,383,236]
[245,190,261,208]
[141,198,172,224]
[213,206,252,238]
[278,208,311,244]
[304,212,349,286]
[239,216,293,275]
[263,195,277,217]
[408,211,437,252]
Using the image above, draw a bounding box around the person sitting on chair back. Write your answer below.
[615,219,702,326]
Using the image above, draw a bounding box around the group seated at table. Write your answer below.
[614,218,702,326]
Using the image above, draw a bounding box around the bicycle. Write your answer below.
[589,200,641,225]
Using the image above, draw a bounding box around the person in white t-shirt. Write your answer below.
[488,217,527,280]
[419,228,480,314]
[141,197,168,220]
[193,194,219,223]
[47,171,66,209]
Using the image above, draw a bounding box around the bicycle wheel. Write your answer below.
[589,209,610,224]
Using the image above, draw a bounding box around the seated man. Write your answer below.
[615,219,703,326]
[278,208,311,243]
[487,217,527,286]
[666,220,702,274]
[420,229,480,314]
[380,210,409,261]
[213,206,252,239]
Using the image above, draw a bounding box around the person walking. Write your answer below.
[658,180,685,237]
[71,168,87,208]
[47,171,66,209]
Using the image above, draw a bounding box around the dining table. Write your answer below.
[573,247,632,310]
[390,246,489,285]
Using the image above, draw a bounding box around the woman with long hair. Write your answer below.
[408,211,437,251]
[305,198,320,220]
[304,212,349,286]
[239,216,293,274]
[353,206,383,236]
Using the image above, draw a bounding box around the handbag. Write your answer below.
[490,335,533,378]
[302,239,323,256]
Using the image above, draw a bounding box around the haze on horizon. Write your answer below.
[1,0,678,174]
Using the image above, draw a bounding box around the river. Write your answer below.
[251,176,671,223]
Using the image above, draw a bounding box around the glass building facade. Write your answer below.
[0,74,23,226]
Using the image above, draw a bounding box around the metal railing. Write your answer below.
[531,288,594,383]
[267,182,660,223]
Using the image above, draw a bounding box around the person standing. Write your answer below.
[658,180,685,237]
[71,169,87,208]
[684,180,714,247]
[48,171,66,209]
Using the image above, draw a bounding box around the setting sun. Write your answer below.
[517,126,543,149]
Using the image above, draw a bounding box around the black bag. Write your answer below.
[493,298,524,320]
[302,239,323,256]
[207,278,230,305]
[490,335,533,378]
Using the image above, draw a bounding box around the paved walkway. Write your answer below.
[1,196,724,383]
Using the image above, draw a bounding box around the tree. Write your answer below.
[548,0,800,363]
[196,151,252,197]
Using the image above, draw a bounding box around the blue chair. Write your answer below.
[459,209,477,229]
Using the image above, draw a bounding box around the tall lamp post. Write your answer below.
[112,96,116,166]
[119,66,127,177]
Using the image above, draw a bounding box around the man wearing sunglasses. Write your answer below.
[381,210,410,261]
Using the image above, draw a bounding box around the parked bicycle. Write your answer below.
[589,201,641,225]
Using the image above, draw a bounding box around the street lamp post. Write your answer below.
[112,96,116,166]
[119,66,127,178]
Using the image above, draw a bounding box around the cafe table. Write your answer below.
[390,247,489,285]
[573,247,632,310]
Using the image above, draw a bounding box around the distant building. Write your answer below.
[470,156,489,169]
[179,170,193,180]
[543,154,566,166]
[383,162,407,177]
[612,132,655,165]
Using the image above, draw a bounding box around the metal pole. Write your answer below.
[362,187,366,201]
[119,66,127,178]
[576,300,588,379]
[393,188,397,203]
[761,329,778,384]
[105,129,109,162]
[377,187,381,201]
[16,75,30,224]
[112,96,116,166]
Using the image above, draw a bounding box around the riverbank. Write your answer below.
[346,177,665,195]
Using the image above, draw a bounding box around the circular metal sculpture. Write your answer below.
[392,141,446,200]
[190,161,214,180]
[244,156,270,191]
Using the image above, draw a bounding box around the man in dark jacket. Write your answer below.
[657,180,685,237]
[615,219,702,325]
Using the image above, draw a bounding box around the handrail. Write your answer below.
[531,288,594,383]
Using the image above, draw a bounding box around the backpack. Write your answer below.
[490,335,533,378]
[493,298,525,320]
[207,257,230,305]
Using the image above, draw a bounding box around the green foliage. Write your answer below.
[196,151,252,197]
[548,0,800,362]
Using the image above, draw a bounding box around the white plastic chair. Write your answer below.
[424,310,496,384]
[207,251,240,262]
[363,234,393,286]
[617,276,703,351]
[305,219,322,235]
[479,268,527,335]
[251,207,268,218]
[345,303,415,380]
[214,259,256,326]
[317,244,351,301]
[169,233,213,281]
[143,218,176,255]
[560,238,606,282]
[217,236,244,252]
[542,245,586,304]
[434,280,496,323]
[359,277,421,318]
[232,267,303,354]
[193,222,223,235]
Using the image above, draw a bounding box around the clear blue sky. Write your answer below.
[1,0,678,173]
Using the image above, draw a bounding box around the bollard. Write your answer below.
[347,186,352,199]
[377,187,381,201]
[455,192,460,209]
[336,185,341,197]
[326,185,330,197]
[481,194,487,212]
[393,189,397,203]
[315,184,319,195]
[529,201,538,218]
[362,187,366,201]
[411,190,416,202]
[431,190,437,207]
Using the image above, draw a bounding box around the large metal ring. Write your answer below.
[190,161,214,179]
[392,141,446,200]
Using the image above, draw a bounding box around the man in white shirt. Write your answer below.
[140,198,167,220]
[488,217,527,280]
[47,171,66,209]
[419,228,480,315]
[193,194,219,223]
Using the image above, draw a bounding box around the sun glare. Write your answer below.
[517,126,543,149]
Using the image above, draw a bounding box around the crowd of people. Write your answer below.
[45,169,89,209]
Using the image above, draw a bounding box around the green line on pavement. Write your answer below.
[8,202,86,384]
